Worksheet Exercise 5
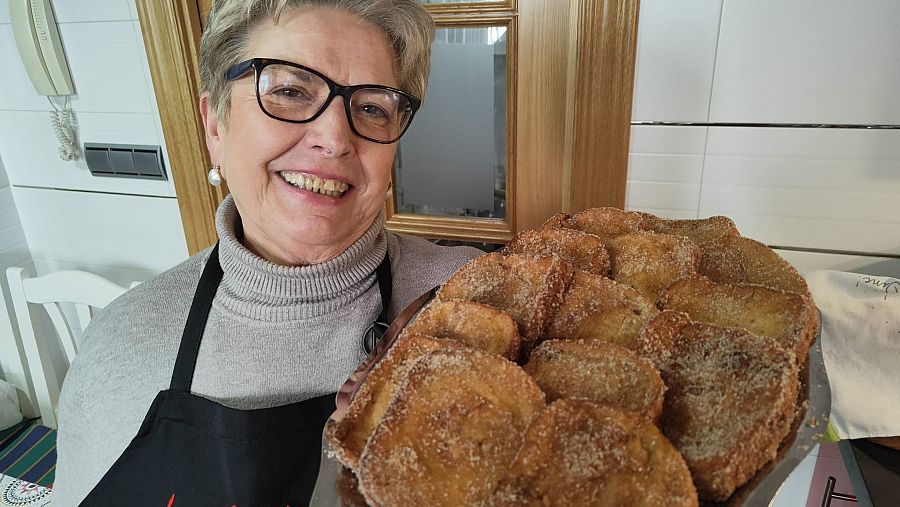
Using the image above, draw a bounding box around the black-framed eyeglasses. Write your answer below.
[225,58,421,144]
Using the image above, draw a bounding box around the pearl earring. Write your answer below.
[207,165,223,186]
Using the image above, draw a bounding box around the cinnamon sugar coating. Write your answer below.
[699,234,812,298]
[403,299,521,360]
[357,349,545,507]
[484,400,697,507]
[436,252,573,353]
[325,334,463,470]
[640,320,799,501]
[545,271,658,347]
[564,207,647,240]
[638,214,739,245]
[606,232,701,303]
[658,275,818,360]
[525,339,666,422]
[504,227,611,277]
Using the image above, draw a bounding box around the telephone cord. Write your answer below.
[48,96,78,161]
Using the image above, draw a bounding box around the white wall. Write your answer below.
[0,0,189,286]
[0,157,32,393]
[0,0,191,399]
[628,0,900,277]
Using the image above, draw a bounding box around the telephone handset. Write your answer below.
[10,0,79,160]
[10,0,74,96]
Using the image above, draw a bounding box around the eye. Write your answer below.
[268,85,316,102]
[360,104,389,119]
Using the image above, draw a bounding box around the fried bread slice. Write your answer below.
[402,299,521,360]
[357,349,546,507]
[436,252,573,352]
[539,212,572,230]
[607,232,701,302]
[325,334,464,470]
[544,271,658,347]
[631,310,692,372]
[640,321,799,501]
[504,227,611,277]
[638,214,740,245]
[484,400,698,507]
[525,340,666,422]
[562,207,647,240]
[699,234,812,298]
[658,275,818,359]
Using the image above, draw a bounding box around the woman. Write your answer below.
[52,1,481,504]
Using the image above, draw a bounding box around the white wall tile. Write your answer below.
[711,212,900,256]
[700,127,900,254]
[131,20,158,113]
[0,223,27,253]
[626,126,706,218]
[51,0,133,23]
[0,0,9,24]
[776,250,900,279]
[700,184,899,225]
[127,0,138,21]
[0,243,29,270]
[0,111,176,197]
[705,127,900,159]
[704,128,900,193]
[630,125,708,155]
[58,21,153,114]
[0,25,55,111]
[629,126,707,183]
[710,0,900,124]
[0,159,8,187]
[631,0,722,122]
[0,187,22,230]
[626,182,700,213]
[13,187,188,273]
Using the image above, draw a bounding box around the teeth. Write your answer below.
[279,172,349,196]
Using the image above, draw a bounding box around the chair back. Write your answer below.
[5,267,130,428]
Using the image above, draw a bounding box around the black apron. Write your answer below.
[81,244,392,506]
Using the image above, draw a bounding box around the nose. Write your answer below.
[303,96,354,158]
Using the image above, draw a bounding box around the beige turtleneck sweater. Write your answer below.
[51,196,482,505]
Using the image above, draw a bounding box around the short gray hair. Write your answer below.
[199,0,435,125]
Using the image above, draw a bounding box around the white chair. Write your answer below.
[5,267,130,428]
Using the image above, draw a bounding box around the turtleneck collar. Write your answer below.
[213,195,387,322]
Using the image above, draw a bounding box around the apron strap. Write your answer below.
[375,254,392,323]
[170,243,223,392]
[363,254,392,354]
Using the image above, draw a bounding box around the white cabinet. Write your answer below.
[631,0,723,122]
[709,0,900,124]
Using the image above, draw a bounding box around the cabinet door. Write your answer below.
[140,0,638,252]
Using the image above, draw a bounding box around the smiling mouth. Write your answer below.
[279,171,350,197]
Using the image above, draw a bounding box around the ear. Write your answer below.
[200,93,225,176]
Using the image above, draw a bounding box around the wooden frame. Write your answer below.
[138,0,638,254]
[566,0,639,213]
[385,15,517,243]
[424,0,516,16]
[136,0,227,255]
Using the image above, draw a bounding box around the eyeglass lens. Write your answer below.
[258,63,414,142]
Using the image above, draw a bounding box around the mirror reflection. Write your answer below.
[395,26,508,219]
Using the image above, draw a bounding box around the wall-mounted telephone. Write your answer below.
[10,0,79,160]
[10,0,75,96]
